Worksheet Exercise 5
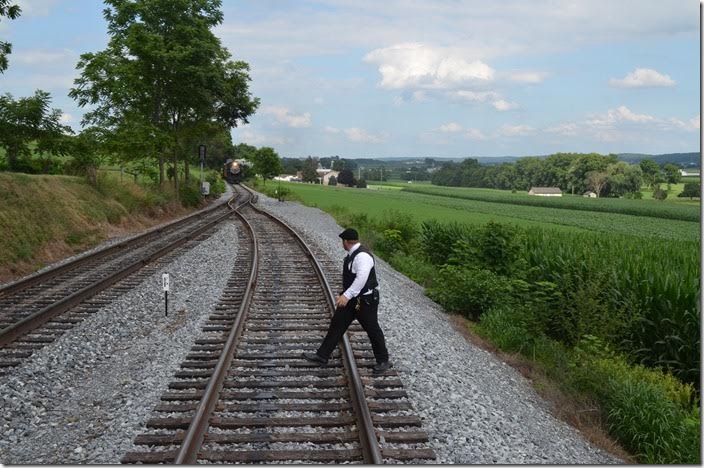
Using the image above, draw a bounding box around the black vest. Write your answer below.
[343,245,379,296]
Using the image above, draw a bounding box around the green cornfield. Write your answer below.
[402,185,700,222]
[523,229,700,387]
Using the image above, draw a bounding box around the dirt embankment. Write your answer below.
[0,173,198,283]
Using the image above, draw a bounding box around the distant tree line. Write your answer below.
[431,152,687,198]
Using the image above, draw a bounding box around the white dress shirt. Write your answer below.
[342,243,376,299]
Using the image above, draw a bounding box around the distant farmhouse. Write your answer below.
[680,168,700,177]
[583,191,598,198]
[293,168,340,185]
[528,187,562,197]
[319,169,339,185]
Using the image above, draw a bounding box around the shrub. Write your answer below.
[179,181,202,207]
[419,220,475,265]
[328,175,337,186]
[653,187,667,200]
[356,178,367,188]
[379,209,417,243]
[388,251,437,287]
[426,265,511,319]
[375,228,405,255]
[678,183,699,199]
[205,171,225,197]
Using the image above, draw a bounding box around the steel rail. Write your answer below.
[174,188,259,464]
[0,191,236,299]
[238,183,383,464]
[0,197,238,348]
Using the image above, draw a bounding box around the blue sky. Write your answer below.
[0,0,699,158]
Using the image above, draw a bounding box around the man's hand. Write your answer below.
[335,294,349,309]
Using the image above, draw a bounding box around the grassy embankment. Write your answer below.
[252,179,700,464]
[0,171,224,283]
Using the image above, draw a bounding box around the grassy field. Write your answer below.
[401,185,700,222]
[272,181,698,242]
[641,178,700,204]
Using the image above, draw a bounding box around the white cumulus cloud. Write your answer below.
[236,130,290,146]
[609,68,675,88]
[324,126,340,134]
[261,106,311,128]
[59,113,73,124]
[545,122,579,136]
[451,90,500,102]
[501,124,535,136]
[14,48,75,65]
[439,122,462,133]
[667,115,700,132]
[492,99,519,111]
[364,43,494,90]
[344,127,388,143]
[588,105,656,125]
[465,128,488,140]
[509,71,548,83]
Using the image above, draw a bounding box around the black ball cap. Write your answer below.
[338,228,358,240]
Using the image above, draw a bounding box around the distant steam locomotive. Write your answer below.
[223,158,249,184]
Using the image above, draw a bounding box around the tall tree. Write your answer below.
[301,156,318,183]
[678,183,700,200]
[252,146,282,184]
[567,153,616,194]
[70,0,259,192]
[585,171,608,197]
[662,163,682,186]
[66,127,105,186]
[0,90,72,172]
[337,169,356,186]
[281,157,303,175]
[605,161,642,197]
[0,1,20,73]
[639,159,662,189]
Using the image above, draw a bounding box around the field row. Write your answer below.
[277,182,699,242]
[401,185,700,222]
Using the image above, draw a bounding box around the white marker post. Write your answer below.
[162,273,170,317]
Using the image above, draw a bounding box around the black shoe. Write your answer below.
[373,361,392,373]
[302,352,327,365]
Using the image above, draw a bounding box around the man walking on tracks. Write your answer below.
[302,228,392,373]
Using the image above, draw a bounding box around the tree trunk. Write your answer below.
[86,165,97,186]
[158,156,165,185]
[173,148,179,199]
[7,148,18,171]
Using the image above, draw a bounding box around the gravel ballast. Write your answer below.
[0,212,238,463]
[255,191,621,464]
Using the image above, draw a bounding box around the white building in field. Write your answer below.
[528,187,563,197]
[680,168,700,177]
[583,191,598,198]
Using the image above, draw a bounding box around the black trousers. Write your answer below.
[316,293,389,363]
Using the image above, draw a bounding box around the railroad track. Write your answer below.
[0,192,240,376]
[123,184,436,464]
